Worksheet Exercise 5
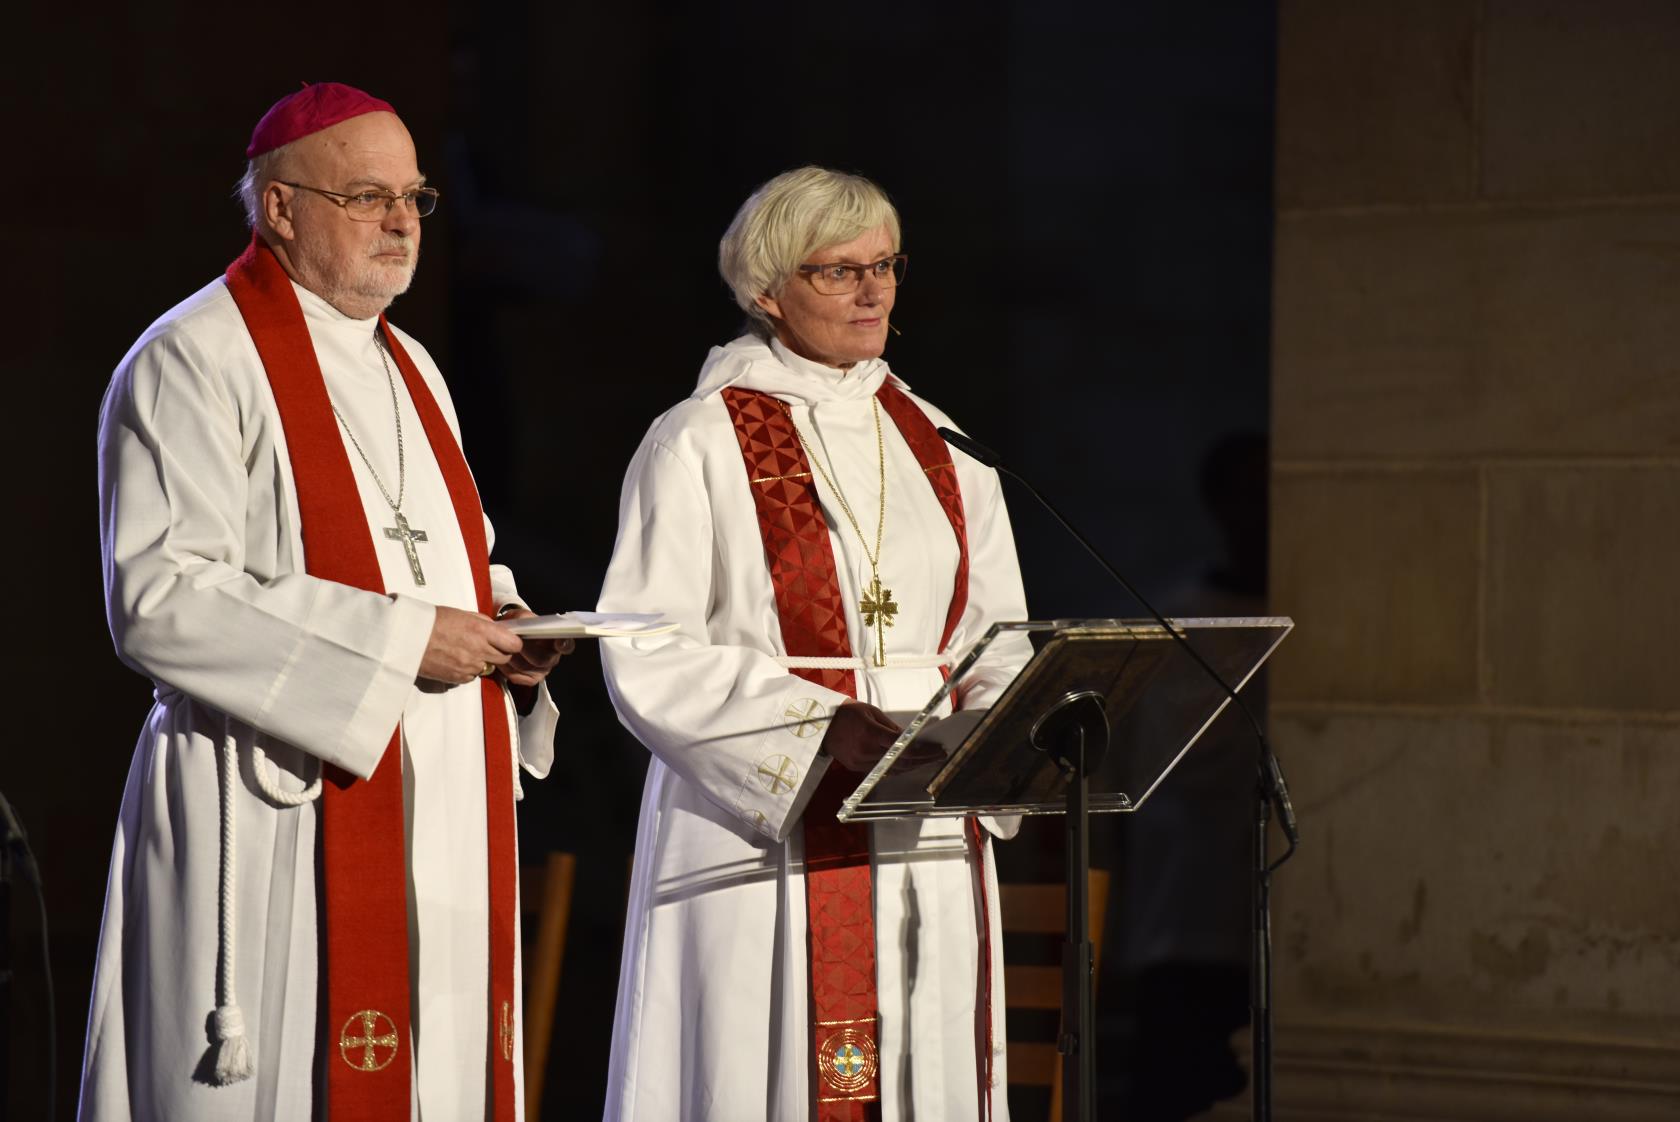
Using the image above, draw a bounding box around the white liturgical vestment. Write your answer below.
[597,336,1032,1121]
[81,275,558,1122]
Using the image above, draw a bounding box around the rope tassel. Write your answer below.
[207,726,322,1085]
[211,728,255,1084]
[211,1005,253,1083]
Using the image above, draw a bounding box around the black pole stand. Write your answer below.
[1251,740,1298,1122]
[1252,771,1274,1122]
[1031,691,1110,1122]
[1,844,11,1114]
[1,788,53,1122]
[1061,725,1095,1122]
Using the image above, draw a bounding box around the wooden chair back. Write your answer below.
[520,851,577,1120]
[999,869,1112,1122]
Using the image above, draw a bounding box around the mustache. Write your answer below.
[368,237,415,260]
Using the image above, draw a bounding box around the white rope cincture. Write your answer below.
[209,727,323,1085]
[210,727,254,1084]
[250,743,323,807]
[774,652,953,671]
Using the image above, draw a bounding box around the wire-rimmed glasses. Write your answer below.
[280,181,440,221]
[796,254,909,295]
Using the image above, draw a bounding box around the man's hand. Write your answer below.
[419,606,525,685]
[818,702,945,774]
[494,606,575,688]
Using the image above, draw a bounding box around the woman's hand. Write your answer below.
[819,702,946,773]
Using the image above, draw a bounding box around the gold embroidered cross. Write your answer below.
[859,577,898,668]
[835,1042,866,1077]
[340,1009,400,1072]
[498,1000,514,1061]
[784,698,827,738]
[757,755,799,795]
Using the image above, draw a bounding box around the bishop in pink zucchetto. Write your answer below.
[245,80,397,158]
[79,77,571,1122]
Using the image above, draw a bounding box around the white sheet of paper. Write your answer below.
[501,612,679,639]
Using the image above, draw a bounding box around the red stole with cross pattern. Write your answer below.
[224,236,518,1122]
[723,380,987,1119]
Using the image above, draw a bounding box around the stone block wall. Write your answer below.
[1264,2,1680,1117]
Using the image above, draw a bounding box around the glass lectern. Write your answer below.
[835,616,1293,1122]
[839,617,1292,823]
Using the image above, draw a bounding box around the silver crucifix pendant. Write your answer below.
[384,511,430,586]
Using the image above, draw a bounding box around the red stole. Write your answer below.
[224,237,518,1122]
[723,381,982,1120]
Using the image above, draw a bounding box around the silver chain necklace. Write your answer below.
[332,332,430,585]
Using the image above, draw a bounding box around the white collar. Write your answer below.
[690,334,902,406]
[290,280,383,340]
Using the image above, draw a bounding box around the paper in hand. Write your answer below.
[500,612,678,639]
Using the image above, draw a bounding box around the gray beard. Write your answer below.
[293,237,420,319]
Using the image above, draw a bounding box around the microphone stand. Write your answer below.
[1,788,53,1122]
[937,427,1297,1121]
[1253,772,1275,1121]
[1031,690,1110,1122]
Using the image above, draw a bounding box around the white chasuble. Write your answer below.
[597,336,1032,1122]
[82,275,558,1122]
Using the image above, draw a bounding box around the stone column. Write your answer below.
[1263,2,1680,1118]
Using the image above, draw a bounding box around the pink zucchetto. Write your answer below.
[246,82,397,159]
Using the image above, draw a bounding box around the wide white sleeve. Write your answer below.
[596,430,852,842]
[99,326,434,779]
[489,555,559,781]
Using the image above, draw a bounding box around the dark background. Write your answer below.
[2,2,1274,1118]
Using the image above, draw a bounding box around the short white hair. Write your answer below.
[718,166,902,340]
[233,145,294,232]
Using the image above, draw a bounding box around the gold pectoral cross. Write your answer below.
[383,511,429,586]
[859,576,898,668]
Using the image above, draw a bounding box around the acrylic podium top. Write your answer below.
[839,617,1293,823]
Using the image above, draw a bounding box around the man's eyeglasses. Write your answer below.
[280,182,440,221]
[796,254,908,296]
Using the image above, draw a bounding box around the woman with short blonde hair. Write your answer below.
[599,166,1030,1121]
[718,166,904,340]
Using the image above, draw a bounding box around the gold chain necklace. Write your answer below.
[786,398,898,667]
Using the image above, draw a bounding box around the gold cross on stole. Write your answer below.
[859,577,898,668]
[339,1010,400,1072]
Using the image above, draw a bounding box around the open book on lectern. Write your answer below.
[837,617,1294,823]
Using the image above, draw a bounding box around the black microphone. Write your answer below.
[938,427,1000,468]
[937,426,1300,851]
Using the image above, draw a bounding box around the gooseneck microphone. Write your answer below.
[936,426,1299,851]
[937,427,1001,468]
